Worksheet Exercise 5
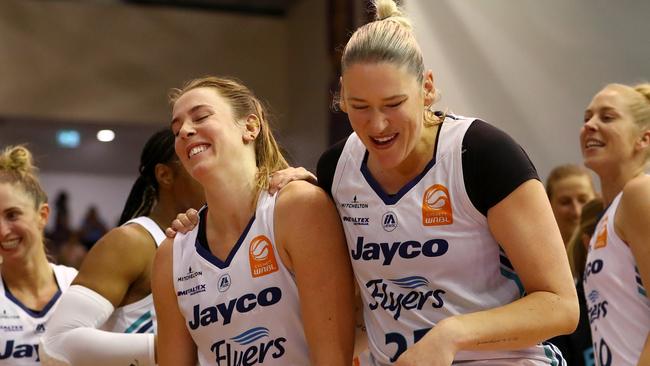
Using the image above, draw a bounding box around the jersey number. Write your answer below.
[593,338,611,366]
[386,328,431,362]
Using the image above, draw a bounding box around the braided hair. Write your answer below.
[118,129,177,225]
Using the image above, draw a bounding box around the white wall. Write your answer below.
[407,0,650,180]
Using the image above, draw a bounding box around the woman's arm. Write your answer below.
[616,175,650,366]
[152,238,198,365]
[275,180,356,365]
[40,225,157,366]
[397,179,579,365]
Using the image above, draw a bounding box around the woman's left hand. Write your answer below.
[268,167,317,195]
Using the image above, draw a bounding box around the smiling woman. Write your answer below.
[153,76,355,365]
[0,145,77,366]
[581,83,650,365]
[315,0,579,364]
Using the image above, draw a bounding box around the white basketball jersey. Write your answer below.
[172,192,309,366]
[583,192,650,366]
[101,216,164,334]
[332,116,564,365]
[0,264,77,365]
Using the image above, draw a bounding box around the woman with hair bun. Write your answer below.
[317,0,579,364]
[0,145,77,365]
[41,129,205,366]
[581,82,650,365]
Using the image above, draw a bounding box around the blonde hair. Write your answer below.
[337,0,441,126]
[629,83,650,129]
[169,76,289,190]
[0,145,47,208]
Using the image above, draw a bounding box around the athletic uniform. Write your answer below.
[584,191,650,366]
[0,264,77,365]
[172,192,309,366]
[100,216,163,335]
[318,114,564,365]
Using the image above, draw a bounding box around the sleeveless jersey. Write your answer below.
[172,192,309,366]
[0,264,77,365]
[583,191,650,366]
[332,116,564,365]
[101,216,164,334]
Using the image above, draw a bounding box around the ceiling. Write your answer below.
[123,0,297,15]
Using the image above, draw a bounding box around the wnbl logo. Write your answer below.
[210,327,286,365]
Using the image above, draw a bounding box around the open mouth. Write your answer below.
[370,133,398,146]
[188,144,210,159]
[584,138,605,149]
[0,239,19,250]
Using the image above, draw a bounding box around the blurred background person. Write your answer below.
[546,164,597,246]
[549,197,604,366]
[77,205,107,250]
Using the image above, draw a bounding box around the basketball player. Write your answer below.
[152,76,355,365]
[317,0,578,364]
[581,83,650,365]
[40,129,204,365]
[0,145,77,366]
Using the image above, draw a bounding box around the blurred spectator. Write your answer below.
[55,232,87,269]
[78,205,108,250]
[46,191,73,253]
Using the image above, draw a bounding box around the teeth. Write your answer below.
[1,239,19,250]
[189,145,208,158]
[586,140,604,148]
[372,134,397,143]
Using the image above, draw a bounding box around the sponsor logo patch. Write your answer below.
[382,212,398,232]
[249,235,279,278]
[218,274,232,293]
[177,284,206,297]
[177,266,203,282]
[341,195,369,209]
[422,184,453,226]
[342,216,370,226]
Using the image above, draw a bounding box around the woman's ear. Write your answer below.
[635,129,650,152]
[38,203,50,230]
[243,114,261,144]
[155,163,174,188]
[423,70,435,107]
[339,77,348,113]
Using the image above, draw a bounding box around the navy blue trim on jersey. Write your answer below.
[359,121,443,206]
[194,207,257,269]
[3,278,62,318]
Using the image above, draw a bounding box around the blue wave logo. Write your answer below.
[588,290,600,303]
[230,327,270,345]
[389,276,430,289]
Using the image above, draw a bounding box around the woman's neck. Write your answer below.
[369,124,439,194]
[598,161,646,205]
[2,248,53,293]
[203,165,259,237]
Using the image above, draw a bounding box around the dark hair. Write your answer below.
[118,129,177,225]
